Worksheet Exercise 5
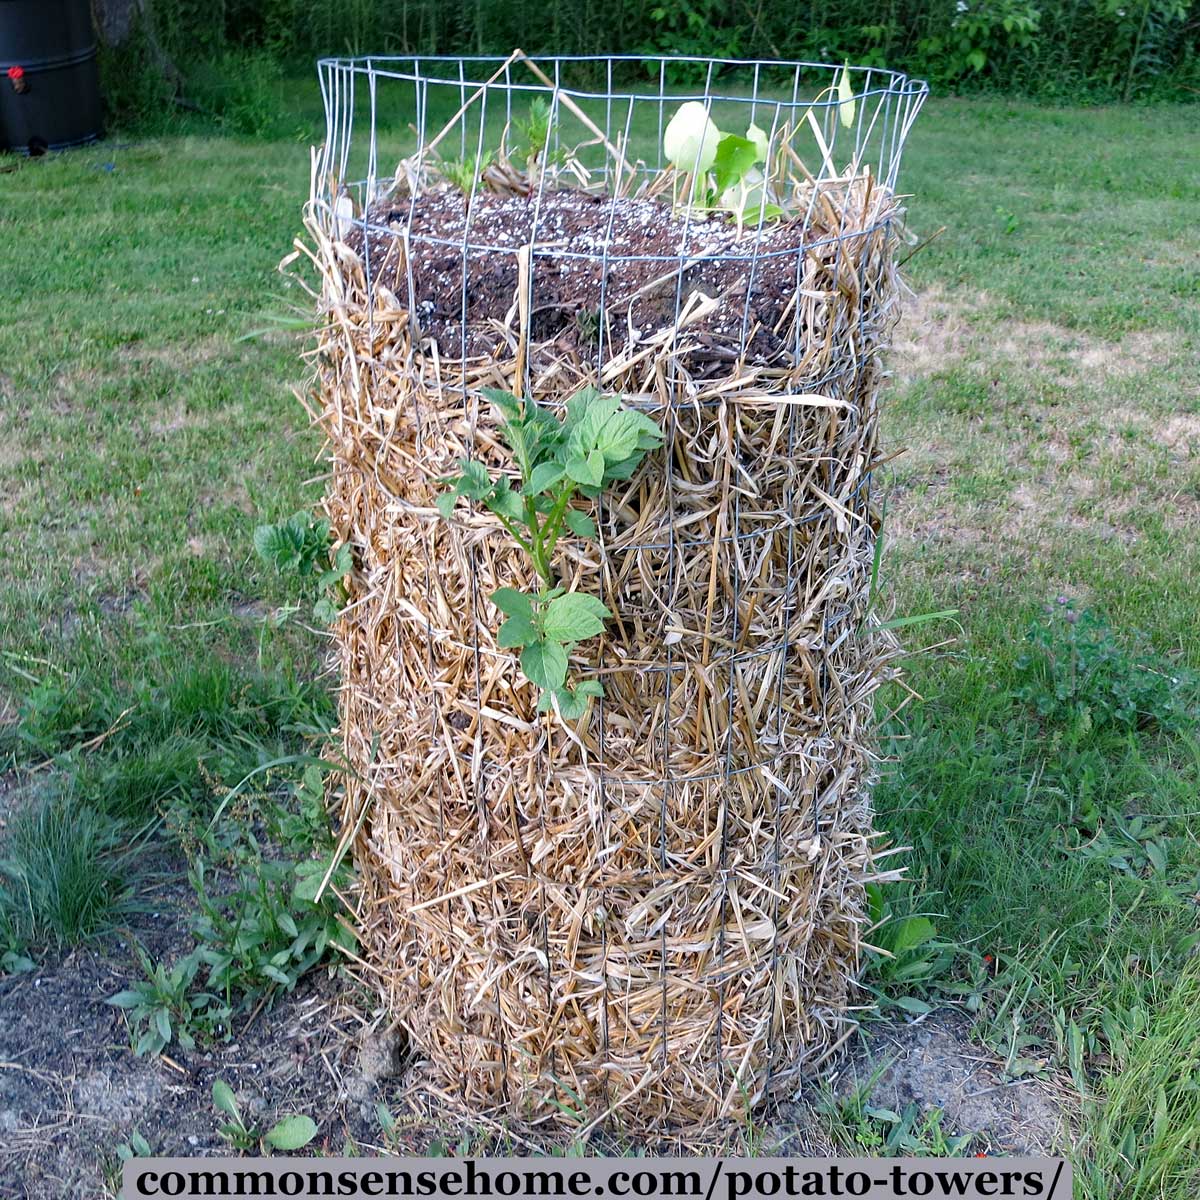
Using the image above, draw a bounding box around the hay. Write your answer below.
[297,133,910,1133]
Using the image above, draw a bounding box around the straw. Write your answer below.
[297,61,916,1135]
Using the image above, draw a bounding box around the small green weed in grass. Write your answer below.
[110,762,354,1056]
[1015,600,1197,738]
[254,509,352,626]
[860,883,954,1016]
[824,1088,974,1156]
[107,945,227,1055]
[13,670,116,760]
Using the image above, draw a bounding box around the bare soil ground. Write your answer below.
[1,917,1071,1199]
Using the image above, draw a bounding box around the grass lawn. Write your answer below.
[1,87,1198,1195]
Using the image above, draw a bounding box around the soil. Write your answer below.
[1,907,1075,1200]
[349,187,845,363]
[0,861,416,1200]
[832,1010,1075,1155]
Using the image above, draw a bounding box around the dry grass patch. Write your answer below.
[892,288,1174,390]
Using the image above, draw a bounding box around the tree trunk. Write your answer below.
[90,0,181,89]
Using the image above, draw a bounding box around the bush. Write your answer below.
[97,0,1200,131]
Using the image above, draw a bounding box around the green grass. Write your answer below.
[1,83,1198,1193]
[0,795,135,950]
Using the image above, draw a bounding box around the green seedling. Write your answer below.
[212,1079,318,1153]
[514,96,552,164]
[108,945,228,1056]
[438,386,661,717]
[662,64,859,230]
[440,150,495,196]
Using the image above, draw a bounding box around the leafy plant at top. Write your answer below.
[662,101,781,230]
[440,150,495,197]
[253,509,351,626]
[513,97,552,163]
[438,386,661,717]
[661,66,859,230]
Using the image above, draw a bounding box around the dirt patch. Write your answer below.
[3,928,1078,1196]
[148,401,215,437]
[891,290,1173,390]
[117,336,232,370]
[1155,414,1200,456]
[350,186,864,362]
[832,1011,1075,1155]
[890,285,990,384]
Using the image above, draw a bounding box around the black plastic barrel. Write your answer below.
[0,0,103,153]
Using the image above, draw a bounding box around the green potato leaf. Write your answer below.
[491,588,533,619]
[481,387,522,422]
[563,509,597,539]
[542,593,611,642]
[524,461,566,495]
[521,639,568,692]
[487,483,525,523]
[497,614,537,648]
[264,1115,318,1151]
[712,133,760,197]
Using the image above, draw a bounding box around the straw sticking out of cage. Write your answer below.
[296,54,923,1133]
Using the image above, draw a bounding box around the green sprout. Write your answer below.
[662,102,783,230]
[661,65,859,230]
[440,149,495,196]
[514,96,552,162]
[438,386,662,717]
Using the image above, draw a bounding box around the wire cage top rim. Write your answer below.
[316,52,930,107]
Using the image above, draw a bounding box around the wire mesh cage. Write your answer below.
[299,52,927,1132]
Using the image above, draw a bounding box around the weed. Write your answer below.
[108,946,228,1055]
[187,762,354,1012]
[0,797,135,951]
[860,882,954,1015]
[255,510,351,625]
[826,1087,974,1156]
[1015,601,1196,737]
[15,672,113,759]
[104,1128,154,1198]
[212,1079,317,1152]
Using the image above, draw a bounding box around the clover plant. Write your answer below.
[438,386,662,718]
